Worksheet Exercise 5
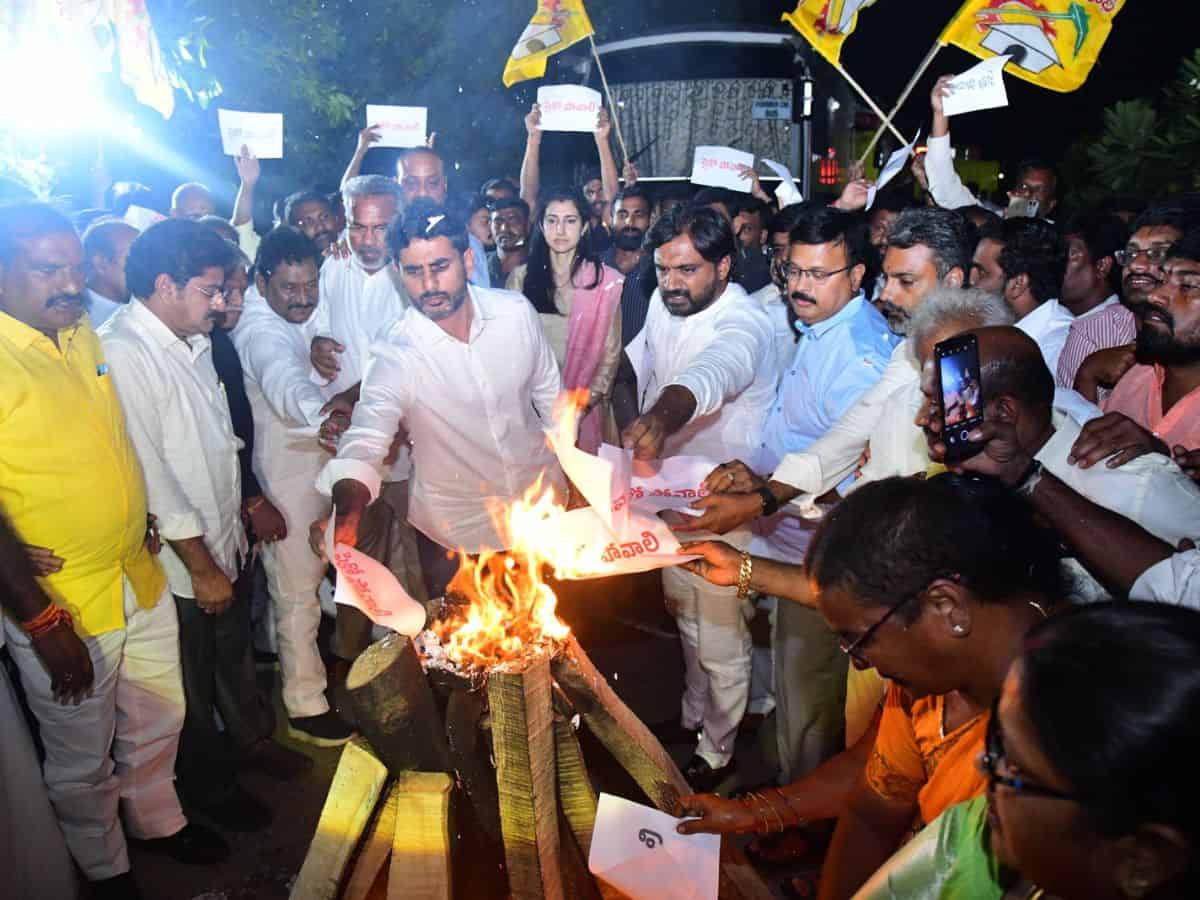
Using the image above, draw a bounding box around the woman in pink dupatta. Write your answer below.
[507,187,623,452]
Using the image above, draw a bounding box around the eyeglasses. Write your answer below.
[839,592,916,661]
[782,263,852,284]
[193,284,226,301]
[979,699,1078,802]
[1153,268,1200,295]
[1114,245,1171,267]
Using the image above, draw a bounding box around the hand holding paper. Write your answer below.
[536,85,604,133]
[365,104,428,148]
[866,131,921,210]
[942,56,1010,117]
[218,109,283,159]
[690,146,755,193]
[327,515,426,637]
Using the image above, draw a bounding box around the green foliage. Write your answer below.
[1065,49,1200,205]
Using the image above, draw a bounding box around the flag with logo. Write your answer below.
[502,0,595,88]
[781,0,882,67]
[939,0,1127,92]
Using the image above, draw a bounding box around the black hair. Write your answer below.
[1062,210,1128,294]
[655,183,695,205]
[1013,157,1059,195]
[109,181,155,218]
[960,205,1001,233]
[980,328,1055,413]
[480,177,519,199]
[74,208,113,234]
[125,218,237,301]
[729,195,768,219]
[768,202,823,237]
[1129,204,1200,238]
[490,197,531,219]
[612,184,652,210]
[645,203,736,266]
[81,218,137,263]
[197,215,239,244]
[580,168,602,187]
[870,190,914,216]
[787,206,870,271]
[254,225,321,282]
[1097,194,1147,220]
[1020,602,1200,885]
[1166,228,1200,265]
[522,187,601,316]
[998,217,1067,305]
[691,187,737,216]
[805,473,1061,622]
[385,198,469,260]
[283,190,332,227]
[886,207,973,279]
[0,202,75,264]
[974,213,1005,244]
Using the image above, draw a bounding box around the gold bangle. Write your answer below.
[736,551,753,600]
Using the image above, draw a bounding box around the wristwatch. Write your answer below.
[756,484,780,518]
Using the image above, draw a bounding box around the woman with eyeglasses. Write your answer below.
[674,473,1061,900]
[507,187,624,452]
[855,602,1200,900]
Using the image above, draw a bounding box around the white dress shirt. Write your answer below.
[751,282,800,387]
[1015,298,1074,376]
[633,281,778,463]
[98,302,246,598]
[1131,550,1200,608]
[86,289,123,328]
[318,285,565,553]
[771,339,927,515]
[925,134,988,211]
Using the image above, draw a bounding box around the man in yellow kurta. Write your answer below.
[0,203,227,897]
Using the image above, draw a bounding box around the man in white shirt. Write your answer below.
[81,219,137,327]
[233,226,355,746]
[320,200,563,598]
[623,205,777,791]
[98,219,272,830]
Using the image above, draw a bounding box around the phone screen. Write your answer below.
[936,334,984,462]
[1005,197,1039,220]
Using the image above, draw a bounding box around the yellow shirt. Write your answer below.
[0,312,164,636]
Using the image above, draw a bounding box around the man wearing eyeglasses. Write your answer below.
[98,219,278,831]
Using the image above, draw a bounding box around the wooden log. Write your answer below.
[556,809,604,900]
[346,634,451,774]
[342,781,400,900]
[290,741,389,900]
[444,687,503,845]
[387,772,454,900]
[550,634,688,810]
[487,657,565,900]
[552,711,597,859]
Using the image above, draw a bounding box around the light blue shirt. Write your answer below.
[751,293,898,561]
[468,233,491,289]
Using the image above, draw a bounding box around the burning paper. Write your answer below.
[588,793,719,900]
[523,507,697,580]
[325,519,426,636]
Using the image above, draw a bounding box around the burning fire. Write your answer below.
[427,391,591,673]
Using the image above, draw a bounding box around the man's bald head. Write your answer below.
[397,148,448,206]
[971,325,1054,427]
[171,183,216,220]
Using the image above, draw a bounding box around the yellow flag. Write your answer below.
[940,0,1126,93]
[502,0,596,88]
[781,0,881,67]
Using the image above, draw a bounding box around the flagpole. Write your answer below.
[588,33,629,165]
[857,39,945,165]
[832,62,910,146]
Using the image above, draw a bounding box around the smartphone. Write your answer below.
[1005,196,1039,219]
[935,333,985,463]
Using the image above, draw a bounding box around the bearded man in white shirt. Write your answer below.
[233,227,355,746]
[98,219,274,829]
[623,204,778,792]
[320,200,563,599]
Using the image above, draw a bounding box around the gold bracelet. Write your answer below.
[736,551,753,600]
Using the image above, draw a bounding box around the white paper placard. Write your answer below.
[866,130,921,209]
[761,158,803,208]
[331,543,427,636]
[536,85,604,133]
[588,793,719,900]
[690,145,755,193]
[942,55,1010,117]
[123,205,165,232]
[217,109,283,159]
[365,104,428,148]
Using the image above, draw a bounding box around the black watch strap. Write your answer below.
[756,485,780,518]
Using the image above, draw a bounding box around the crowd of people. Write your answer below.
[2,74,1199,900]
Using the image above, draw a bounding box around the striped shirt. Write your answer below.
[1055,295,1135,389]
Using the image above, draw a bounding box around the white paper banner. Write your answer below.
[365,104,428,148]
[690,145,755,194]
[123,205,165,232]
[525,507,696,580]
[602,446,715,516]
[762,158,803,208]
[331,543,427,636]
[942,56,1010,117]
[867,130,921,210]
[537,85,604,133]
[588,793,719,900]
[217,109,283,159]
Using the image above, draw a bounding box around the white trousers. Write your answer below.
[662,527,754,769]
[259,473,331,718]
[4,580,187,880]
[0,657,77,899]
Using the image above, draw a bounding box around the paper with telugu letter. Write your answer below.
[217,109,283,158]
[325,518,426,635]
[866,130,921,210]
[366,104,428,148]
[942,56,1010,117]
[588,793,719,900]
[537,85,604,133]
[524,506,697,579]
[762,158,804,208]
[690,146,755,193]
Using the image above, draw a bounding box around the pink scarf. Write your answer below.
[562,262,623,453]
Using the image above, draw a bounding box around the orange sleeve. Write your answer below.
[864,684,926,805]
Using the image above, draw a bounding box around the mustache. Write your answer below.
[419,292,451,305]
[1128,301,1173,328]
[662,289,691,301]
[790,291,816,305]
[287,302,315,310]
[47,293,84,307]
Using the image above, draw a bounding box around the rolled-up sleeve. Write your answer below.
[102,338,205,540]
[671,310,771,421]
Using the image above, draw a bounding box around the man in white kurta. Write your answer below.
[624,205,777,790]
[233,226,354,746]
[319,201,563,599]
